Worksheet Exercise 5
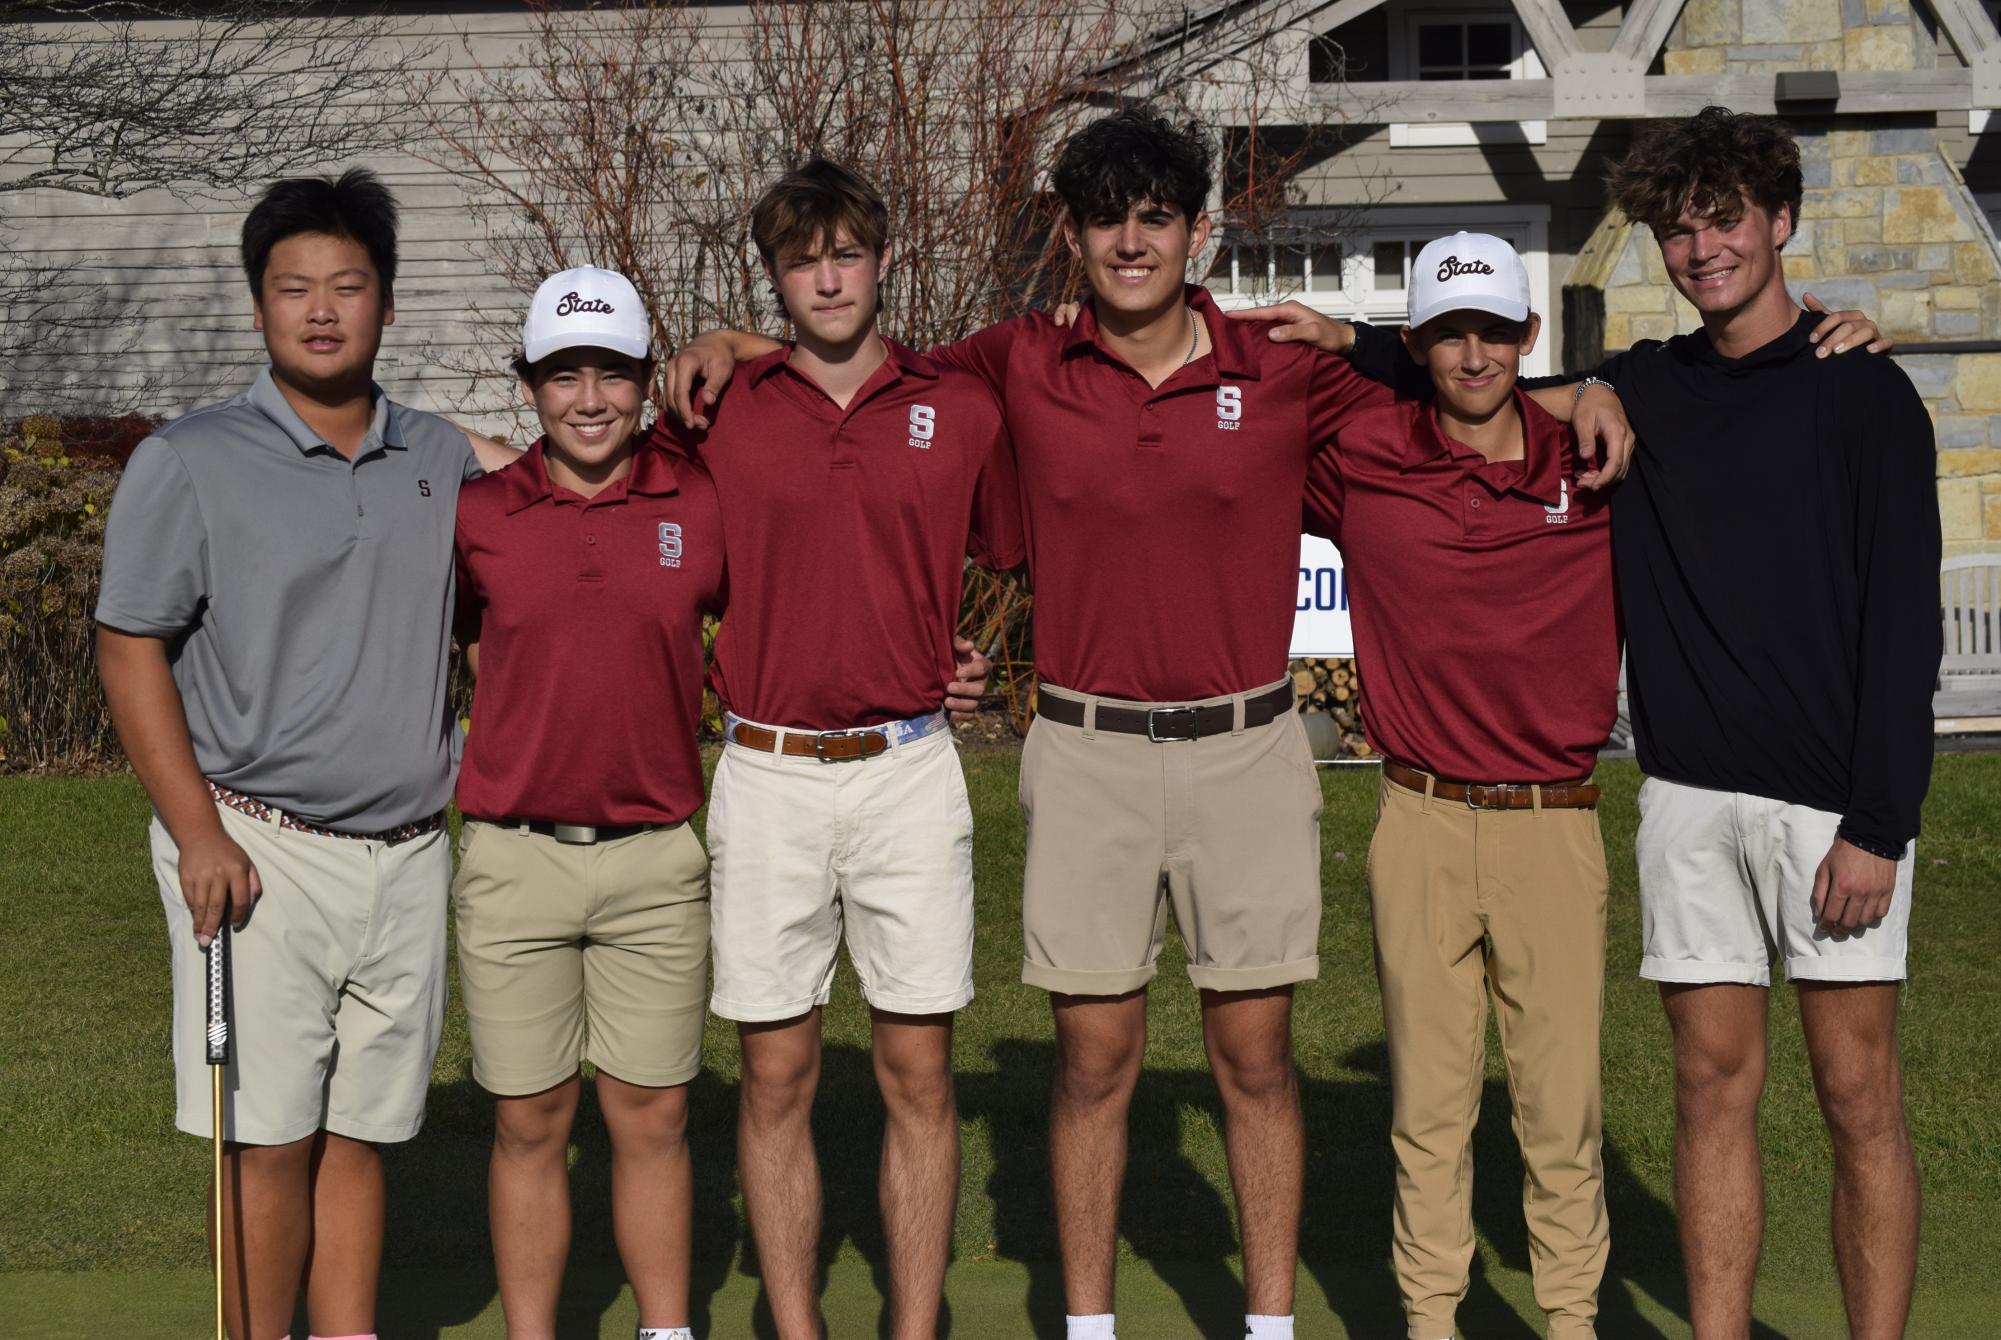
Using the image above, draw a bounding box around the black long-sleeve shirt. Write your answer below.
[1350,312,1941,850]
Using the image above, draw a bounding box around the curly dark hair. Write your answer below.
[241,167,399,297]
[1050,107,1213,226]
[1609,106,1803,244]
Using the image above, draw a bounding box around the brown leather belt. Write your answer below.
[726,722,890,762]
[1382,761,1599,810]
[1037,683,1293,741]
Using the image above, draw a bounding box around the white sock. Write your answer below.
[637,1330,694,1340]
[1066,1315,1116,1340]
[1245,1316,1294,1339]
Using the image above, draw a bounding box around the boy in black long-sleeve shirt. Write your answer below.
[1599,107,1935,1340]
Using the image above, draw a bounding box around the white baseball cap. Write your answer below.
[522,266,650,365]
[1406,232,1532,331]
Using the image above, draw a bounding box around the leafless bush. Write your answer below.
[0,416,128,769]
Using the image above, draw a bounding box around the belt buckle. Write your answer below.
[1146,706,1200,742]
[1465,784,1514,811]
[813,727,876,763]
[552,824,598,844]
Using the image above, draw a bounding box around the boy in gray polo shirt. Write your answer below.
[96,169,515,1340]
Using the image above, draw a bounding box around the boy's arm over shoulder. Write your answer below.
[928,313,1045,395]
[952,371,1026,572]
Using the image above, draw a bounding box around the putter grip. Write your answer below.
[205,925,229,1065]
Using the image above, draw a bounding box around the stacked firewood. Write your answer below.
[1289,657,1373,758]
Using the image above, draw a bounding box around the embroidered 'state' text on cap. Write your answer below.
[1405,232,1533,332]
[522,266,650,365]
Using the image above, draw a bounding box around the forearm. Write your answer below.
[702,328,783,360]
[96,627,225,847]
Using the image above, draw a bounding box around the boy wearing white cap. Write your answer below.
[450,265,724,1340]
[1305,233,1619,1339]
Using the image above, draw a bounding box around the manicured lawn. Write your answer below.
[3,754,1998,1336]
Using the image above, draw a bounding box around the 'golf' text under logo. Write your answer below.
[1216,386,1243,430]
[556,292,615,316]
[1544,479,1570,524]
[658,522,683,566]
[908,404,936,449]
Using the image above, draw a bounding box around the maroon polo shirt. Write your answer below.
[453,438,725,825]
[931,284,1390,702]
[1306,390,1619,783]
[667,339,1024,730]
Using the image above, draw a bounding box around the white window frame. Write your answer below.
[1388,1,1547,147]
[1203,204,1553,377]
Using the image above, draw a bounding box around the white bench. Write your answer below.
[1937,554,2001,734]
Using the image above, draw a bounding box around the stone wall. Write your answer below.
[1564,0,2001,555]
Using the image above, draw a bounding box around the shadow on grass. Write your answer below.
[969,1037,1793,1340]
[357,1037,1789,1340]
[362,1069,741,1340]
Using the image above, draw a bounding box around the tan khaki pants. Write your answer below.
[1368,774,1609,1340]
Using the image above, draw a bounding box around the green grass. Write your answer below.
[3,755,1999,1337]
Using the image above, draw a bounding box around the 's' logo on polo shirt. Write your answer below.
[658,522,683,567]
[907,404,936,449]
[1216,386,1243,431]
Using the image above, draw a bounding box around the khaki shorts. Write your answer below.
[1019,680,1323,995]
[707,726,976,1022]
[154,802,449,1146]
[1636,776,1912,986]
[452,820,710,1094]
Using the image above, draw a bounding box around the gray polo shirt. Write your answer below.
[96,367,480,831]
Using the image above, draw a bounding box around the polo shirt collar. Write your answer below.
[1402,388,1568,507]
[746,336,942,396]
[500,433,679,514]
[1063,284,1262,381]
[247,365,398,456]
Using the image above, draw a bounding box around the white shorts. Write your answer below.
[1635,776,1912,987]
[707,724,976,1022]
[154,803,449,1145]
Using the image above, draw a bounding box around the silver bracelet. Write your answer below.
[1573,375,1612,406]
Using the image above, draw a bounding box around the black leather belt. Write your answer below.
[1037,683,1293,741]
[494,819,664,845]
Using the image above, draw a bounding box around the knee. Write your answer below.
[493,1096,574,1160]
[1209,1042,1297,1108]
[876,1058,955,1125]
[740,1051,818,1126]
[1054,1040,1143,1110]
[601,1081,690,1151]
[1674,1041,1765,1116]
[1815,1056,1907,1152]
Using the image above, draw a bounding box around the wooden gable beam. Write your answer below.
[1926,0,2001,105]
[1611,0,1692,65]
[1504,0,1580,70]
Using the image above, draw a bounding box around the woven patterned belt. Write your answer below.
[207,780,444,844]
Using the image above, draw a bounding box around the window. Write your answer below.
[1204,240,1346,297]
[1413,16,1516,80]
[1203,205,1552,377]
[1387,3,1546,147]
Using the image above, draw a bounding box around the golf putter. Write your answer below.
[206,922,230,1340]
